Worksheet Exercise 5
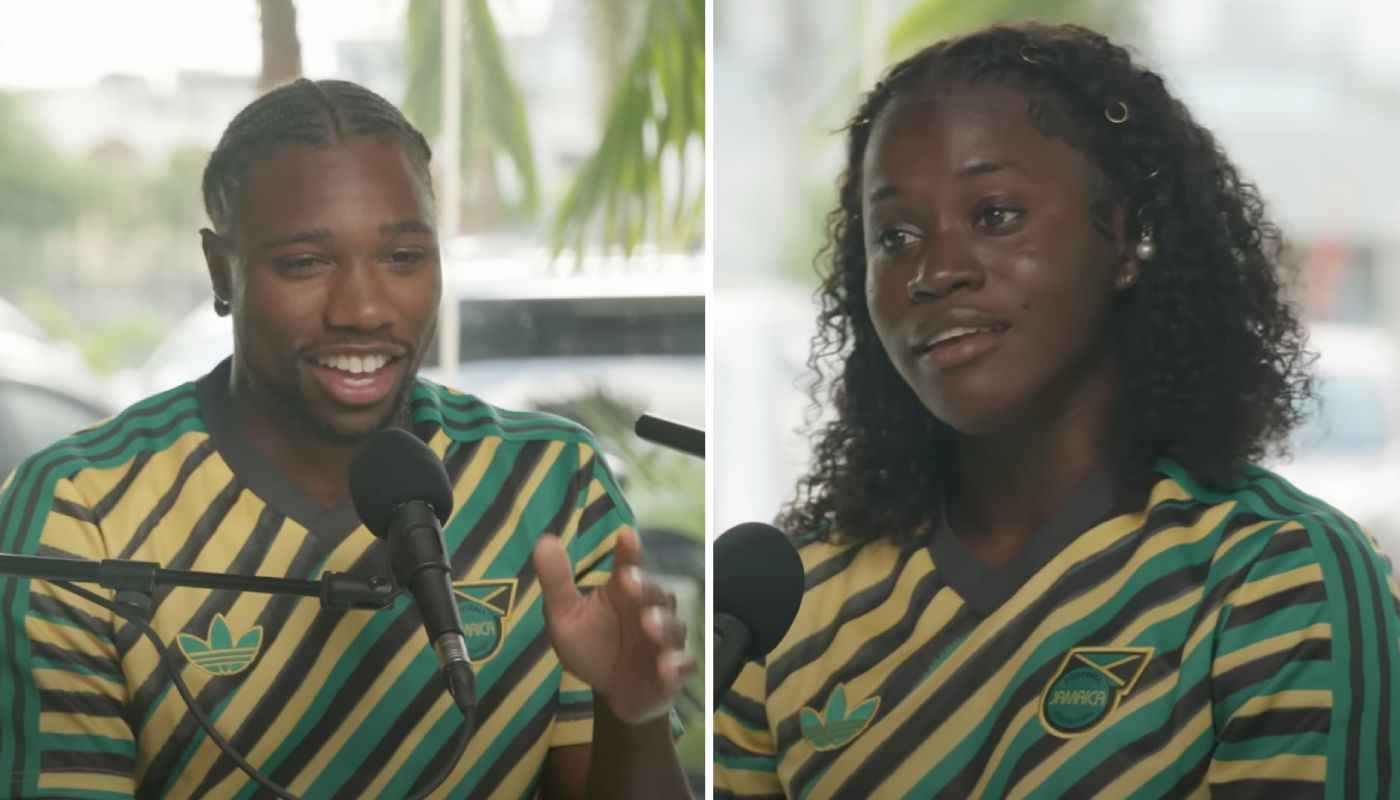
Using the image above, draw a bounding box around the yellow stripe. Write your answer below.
[467,440,566,576]
[29,577,116,625]
[40,709,132,737]
[548,716,593,748]
[32,666,126,704]
[1224,562,1323,613]
[96,430,220,554]
[1212,621,1331,677]
[716,764,787,795]
[490,730,554,797]
[1209,752,1327,784]
[38,770,134,793]
[815,501,1257,799]
[358,637,558,798]
[1230,689,1331,718]
[768,548,940,713]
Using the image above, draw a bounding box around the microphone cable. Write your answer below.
[52,580,474,800]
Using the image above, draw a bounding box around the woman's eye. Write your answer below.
[976,206,1023,230]
[876,228,917,253]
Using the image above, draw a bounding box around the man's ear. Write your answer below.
[201,228,233,305]
[1108,202,1140,289]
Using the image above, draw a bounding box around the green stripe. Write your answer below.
[153,685,242,798]
[715,754,779,773]
[1212,730,1329,761]
[23,789,135,800]
[906,511,1237,797]
[39,732,136,756]
[0,387,198,794]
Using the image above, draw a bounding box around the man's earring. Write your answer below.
[213,297,231,317]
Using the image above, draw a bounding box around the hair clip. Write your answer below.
[1144,166,1161,179]
[1020,46,1041,65]
[1105,101,1130,124]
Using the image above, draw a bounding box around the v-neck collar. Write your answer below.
[928,467,1121,616]
[196,358,372,550]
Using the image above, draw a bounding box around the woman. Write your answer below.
[714,22,1400,799]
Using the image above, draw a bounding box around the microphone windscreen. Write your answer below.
[349,428,455,538]
[714,522,804,659]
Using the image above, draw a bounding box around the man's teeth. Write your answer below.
[315,354,390,374]
[927,326,1003,347]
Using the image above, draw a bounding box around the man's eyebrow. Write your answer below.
[257,229,331,251]
[956,159,1016,177]
[383,220,434,236]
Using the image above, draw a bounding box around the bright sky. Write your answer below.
[0,0,408,89]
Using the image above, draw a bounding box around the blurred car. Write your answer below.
[0,331,115,480]
[1271,323,1400,574]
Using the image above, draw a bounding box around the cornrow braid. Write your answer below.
[780,22,1313,546]
[201,78,434,234]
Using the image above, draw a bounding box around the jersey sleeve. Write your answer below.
[714,659,784,799]
[548,443,637,748]
[0,470,137,798]
[1207,513,1400,799]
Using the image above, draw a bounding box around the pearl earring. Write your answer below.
[1135,225,1156,261]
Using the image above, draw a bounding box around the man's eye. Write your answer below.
[276,256,325,273]
[976,206,1023,229]
[390,250,425,266]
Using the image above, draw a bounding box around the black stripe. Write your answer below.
[577,488,620,540]
[39,689,124,717]
[433,397,588,440]
[806,499,1217,796]
[556,695,593,723]
[335,667,447,795]
[202,445,561,794]
[1213,636,1332,704]
[115,475,245,655]
[942,538,1221,796]
[135,522,326,797]
[1341,517,1394,798]
[804,544,864,592]
[449,439,553,574]
[116,438,216,559]
[29,639,123,681]
[39,748,135,775]
[718,684,768,731]
[715,733,773,761]
[0,393,196,788]
[765,545,920,687]
[443,439,481,484]
[29,585,116,643]
[1055,669,1215,798]
[1224,578,1327,631]
[124,495,275,717]
[1220,706,1331,744]
[715,793,785,800]
[468,685,556,798]
[1157,734,1213,797]
[335,629,555,798]
[93,449,154,522]
[1316,521,1366,800]
[772,570,953,752]
[49,497,96,524]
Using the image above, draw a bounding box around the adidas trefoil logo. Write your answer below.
[176,613,263,676]
[799,683,880,751]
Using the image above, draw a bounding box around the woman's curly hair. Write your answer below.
[778,22,1315,546]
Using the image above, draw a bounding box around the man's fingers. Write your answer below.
[532,535,581,620]
[642,606,688,649]
[611,527,644,572]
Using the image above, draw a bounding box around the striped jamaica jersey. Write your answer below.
[0,358,632,798]
[715,462,1400,798]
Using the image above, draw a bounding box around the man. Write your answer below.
[0,79,692,799]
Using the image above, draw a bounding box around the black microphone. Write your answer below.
[635,413,704,458]
[713,522,804,708]
[349,428,474,718]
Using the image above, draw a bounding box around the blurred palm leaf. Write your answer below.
[404,0,539,216]
[551,0,705,256]
[888,0,1098,60]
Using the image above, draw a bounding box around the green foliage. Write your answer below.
[551,0,705,256]
[888,0,1099,60]
[0,93,84,229]
[18,289,165,374]
[403,0,539,216]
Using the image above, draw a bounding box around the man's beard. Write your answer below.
[243,356,415,443]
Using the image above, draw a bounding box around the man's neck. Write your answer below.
[227,365,360,509]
